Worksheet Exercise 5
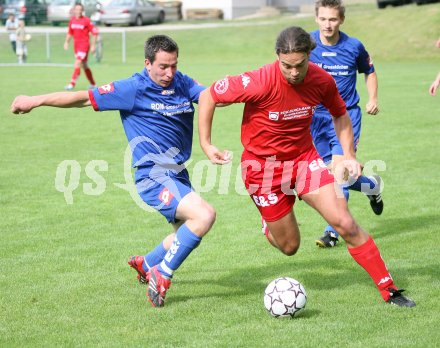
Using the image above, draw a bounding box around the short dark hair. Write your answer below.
[275,26,316,55]
[144,35,179,62]
[74,2,84,9]
[315,0,345,18]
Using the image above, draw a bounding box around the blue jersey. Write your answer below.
[310,30,374,110]
[89,68,205,168]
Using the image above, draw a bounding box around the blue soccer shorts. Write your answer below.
[135,165,193,223]
[311,106,362,164]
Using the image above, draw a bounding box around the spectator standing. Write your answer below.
[5,13,19,55]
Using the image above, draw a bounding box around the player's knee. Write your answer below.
[332,215,358,239]
[279,241,300,256]
[204,204,216,228]
[196,203,216,234]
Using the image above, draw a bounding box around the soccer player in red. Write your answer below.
[198,26,415,307]
[64,3,98,90]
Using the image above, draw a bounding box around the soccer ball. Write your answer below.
[264,277,307,318]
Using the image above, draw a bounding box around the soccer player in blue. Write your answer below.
[310,0,383,248]
[10,35,215,308]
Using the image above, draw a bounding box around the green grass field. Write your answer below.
[1,2,440,347]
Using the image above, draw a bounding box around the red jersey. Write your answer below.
[68,15,97,50]
[210,61,346,160]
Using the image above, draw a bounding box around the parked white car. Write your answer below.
[101,0,165,26]
[48,0,100,25]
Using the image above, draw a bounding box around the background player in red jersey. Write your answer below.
[198,26,415,307]
[64,3,98,90]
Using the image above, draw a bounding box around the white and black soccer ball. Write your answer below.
[264,277,307,318]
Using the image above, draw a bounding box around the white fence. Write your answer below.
[0,26,127,65]
[1,20,291,65]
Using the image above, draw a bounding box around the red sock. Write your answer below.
[70,68,80,85]
[348,236,397,301]
[84,68,95,85]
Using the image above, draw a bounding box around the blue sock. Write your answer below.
[158,224,201,278]
[143,242,168,272]
[322,185,349,238]
[349,175,377,194]
[342,185,350,200]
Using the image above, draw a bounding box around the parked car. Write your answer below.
[101,0,164,26]
[1,0,48,25]
[412,0,440,4]
[48,0,101,26]
[377,0,439,8]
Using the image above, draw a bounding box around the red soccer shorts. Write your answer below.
[241,146,335,222]
[74,45,89,62]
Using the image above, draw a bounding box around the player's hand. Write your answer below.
[429,80,439,96]
[333,157,362,184]
[63,42,69,50]
[90,44,96,54]
[10,96,37,114]
[342,158,362,180]
[203,144,232,165]
[366,100,379,115]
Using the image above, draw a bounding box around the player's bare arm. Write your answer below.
[429,72,440,96]
[90,33,97,54]
[332,112,361,179]
[64,33,72,50]
[365,72,379,115]
[198,89,231,165]
[11,91,91,114]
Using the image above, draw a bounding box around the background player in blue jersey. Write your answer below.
[10,35,216,308]
[310,0,383,248]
